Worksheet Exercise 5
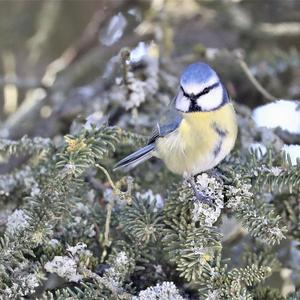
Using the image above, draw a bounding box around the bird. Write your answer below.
[114,62,237,204]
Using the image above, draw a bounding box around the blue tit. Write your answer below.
[114,62,237,203]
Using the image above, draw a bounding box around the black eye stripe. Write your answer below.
[180,86,190,98]
[180,82,220,100]
[194,82,220,98]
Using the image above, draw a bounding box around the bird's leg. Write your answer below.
[186,176,213,206]
[206,168,225,183]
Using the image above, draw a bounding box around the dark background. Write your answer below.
[0,0,299,137]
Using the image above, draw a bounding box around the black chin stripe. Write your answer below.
[189,101,202,112]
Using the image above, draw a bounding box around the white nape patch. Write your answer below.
[175,90,191,112]
[197,84,223,111]
[183,74,219,95]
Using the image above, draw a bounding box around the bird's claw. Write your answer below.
[206,169,224,184]
[194,190,213,206]
[186,176,214,206]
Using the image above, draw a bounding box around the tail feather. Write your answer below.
[114,144,154,171]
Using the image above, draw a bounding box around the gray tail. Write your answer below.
[114,144,155,171]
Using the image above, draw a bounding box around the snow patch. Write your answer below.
[282,144,300,165]
[252,100,300,134]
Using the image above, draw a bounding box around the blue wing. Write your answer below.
[114,101,183,171]
[148,102,183,144]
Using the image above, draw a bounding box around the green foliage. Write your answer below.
[200,263,272,299]
[1,122,300,299]
[57,125,120,178]
[0,136,52,157]
[163,184,222,282]
[225,175,287,245]
[274,194,300,241]
[119,197,164,245]
[232,148,300,194]
[0,125,124,297]
[253,287,284,300]
[287,290,300,300]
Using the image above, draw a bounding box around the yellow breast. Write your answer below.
[155,103,237,175]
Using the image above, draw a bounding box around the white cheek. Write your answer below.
[176,96,190,112]
[197,86,223,111]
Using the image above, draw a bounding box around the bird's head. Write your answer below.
[175,62,228,113]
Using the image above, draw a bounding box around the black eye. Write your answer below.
[202,87,210,94]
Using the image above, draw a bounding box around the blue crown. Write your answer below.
[180,62,217,86]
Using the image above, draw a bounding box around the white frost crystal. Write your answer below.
[269,166,283,176]
[192,174,224,226]
[122,47,159,110]
[136,189,164,209]
[104,251,129,287]
[19,273,40,295]
[48,239,61,248]
[44,256,82,282]
[226,175,253,210]
[115,251,129,265]
[67,242,90,256]
[6,209,29,235]
[205,290,221,300]
[45,242,93,283]
[5,273,40,297]
[100,251,135,291]
[84,111,105,131]
[133,282,185,300]
[269,226,285,241]
[4,273,40,297]
[23,175,40,196]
